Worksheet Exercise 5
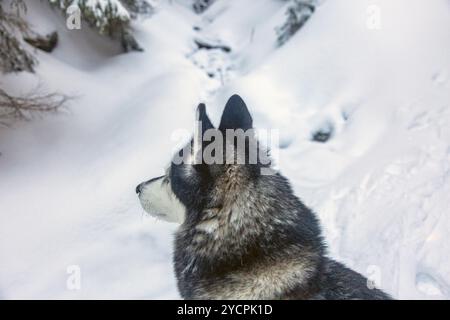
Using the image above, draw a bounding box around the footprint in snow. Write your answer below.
[415,272,447,297]
[432,71,448,86]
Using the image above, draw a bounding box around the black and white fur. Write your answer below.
[136,95,391,300]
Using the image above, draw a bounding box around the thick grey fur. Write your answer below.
[138,94,392,300]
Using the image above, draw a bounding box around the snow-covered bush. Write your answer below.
[0,1,68,123]
[0,0,35,73]
[121,0,154,19]
[48,0,154,52]
[193,0,215,14]
[276,0,315,46]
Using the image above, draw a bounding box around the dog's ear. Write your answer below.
[196,103,214,133]
[192,103,214,166]
[219,94,253,131]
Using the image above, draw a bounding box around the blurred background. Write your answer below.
[0,0,449,299]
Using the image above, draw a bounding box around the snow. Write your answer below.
[1,0,449,299]
[49,0,131,21]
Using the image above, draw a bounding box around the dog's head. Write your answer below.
[136,94,270,224]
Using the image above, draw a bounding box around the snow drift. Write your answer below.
[0,0,449,299]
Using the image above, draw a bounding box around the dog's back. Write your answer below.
[286,258,391,299]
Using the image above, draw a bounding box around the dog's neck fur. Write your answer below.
[174,168,324,299]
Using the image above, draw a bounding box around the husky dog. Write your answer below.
[136,95,391,300]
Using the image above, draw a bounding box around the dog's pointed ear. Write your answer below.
[219,94,253,131]
[192,103,214,165]
[196,103,214,133]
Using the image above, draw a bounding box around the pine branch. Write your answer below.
[0,0,36,73]
[47,0,151,52]
[276,0,316,46]
[193,0,215,14]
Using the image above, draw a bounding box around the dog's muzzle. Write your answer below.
[136,175,186,224]
[136,175,164,194]
[136,175,165,194]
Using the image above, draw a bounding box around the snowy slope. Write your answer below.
[1,0,449,299]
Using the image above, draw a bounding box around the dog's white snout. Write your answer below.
[136,175,165,194]
[137,175,186,224]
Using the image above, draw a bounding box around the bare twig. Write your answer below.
[0,87,70,125]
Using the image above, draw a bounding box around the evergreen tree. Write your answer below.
[0,0,67,123]
[48,0,154,52]
[121,0,154,19]
[192,0,215,14]
[0,0,35,73]
[276,0,316,46]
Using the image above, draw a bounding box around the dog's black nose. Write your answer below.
[136,183,143,194]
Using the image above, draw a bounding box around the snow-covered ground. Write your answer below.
[1,0,449,299]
